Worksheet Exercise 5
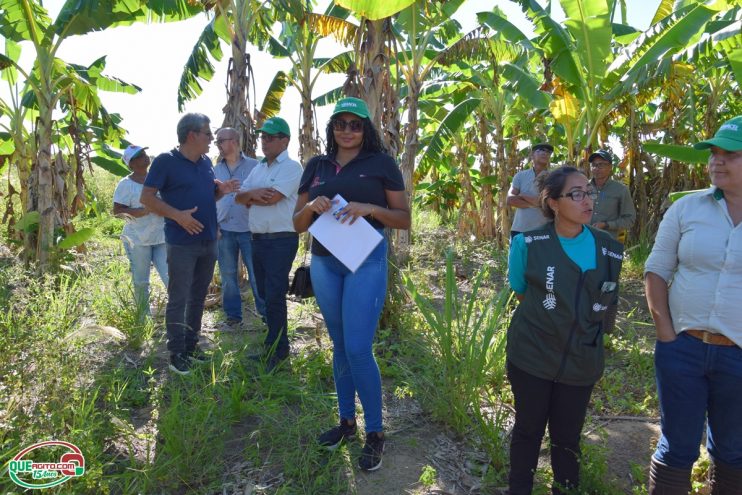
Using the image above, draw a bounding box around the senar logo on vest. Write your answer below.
[601,247,623,260]
[543,266,557,310]
[524,234,550,243]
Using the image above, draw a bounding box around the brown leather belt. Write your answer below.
[685,329,737,347]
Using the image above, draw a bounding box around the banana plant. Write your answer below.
[176,0,274,156]
[414,7,551,243]
[514,0,727,164]
[267,0,357,163]
[0,0,198,267]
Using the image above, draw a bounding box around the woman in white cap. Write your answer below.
[644,116,742,493]
[113,145,168,316]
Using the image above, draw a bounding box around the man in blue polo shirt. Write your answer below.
[141,113,239,375]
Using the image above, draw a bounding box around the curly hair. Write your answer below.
[537,166,583,220]
[325,116,386,157]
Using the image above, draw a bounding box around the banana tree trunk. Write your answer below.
[396,77,420,255]
[35,99,55,268]
[476,114,495,240]
[494,119,512,245]
[222,39,256,157]
[347,18,401,157]
[298,93,319,165]
[455,139,478,238]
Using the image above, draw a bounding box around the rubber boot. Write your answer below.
[709,460,742,495]
[648,458,692,495]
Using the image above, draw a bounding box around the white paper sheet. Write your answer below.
[308,194,383,272]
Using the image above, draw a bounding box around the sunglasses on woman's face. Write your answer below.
[332,119,364,133]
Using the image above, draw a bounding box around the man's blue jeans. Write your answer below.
[310,237,387,433]
[654,332,742,469]
[165,241,217,356]
[217,230,265,320]
[251,234,298,359]
[122,241,168,313]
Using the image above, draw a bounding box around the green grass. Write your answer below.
[0,170,673,494]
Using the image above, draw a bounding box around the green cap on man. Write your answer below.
[257,117,290,137]
[694,116,742,152]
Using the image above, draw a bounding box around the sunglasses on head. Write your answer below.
[332,119,364,133]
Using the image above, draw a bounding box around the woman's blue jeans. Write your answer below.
[311,237,387,433]
[654,332,742,469]
[123,241,169,313]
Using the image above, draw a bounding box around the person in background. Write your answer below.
[589,149,636,242]
[113,145,168,316]
[506,142,554,239]
[214,127,265,325]
[506,166,623,494]
[140,113,240,375]
[293,97,410,472]
[235,117,302,371]
[644,116,742,494]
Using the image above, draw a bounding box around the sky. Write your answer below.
[7,0,660,163]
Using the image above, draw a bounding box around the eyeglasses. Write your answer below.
[216,138,234,145]
[590,161,612,168]
[559,189,598,202]
[260,134,286,142]
[332,119,364,133]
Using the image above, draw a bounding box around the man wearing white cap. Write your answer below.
[113,145,168,316]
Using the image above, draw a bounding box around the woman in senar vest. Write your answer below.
[506,166,623,494]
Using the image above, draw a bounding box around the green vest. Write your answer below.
[507,223,623,386]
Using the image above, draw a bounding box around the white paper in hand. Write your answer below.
[308,194,383,272]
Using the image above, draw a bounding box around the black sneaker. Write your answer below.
[169,354,191,375]
[265,354,289,373]
[358,432,385,471]
[187,346,209,364]
[318,418,357,450]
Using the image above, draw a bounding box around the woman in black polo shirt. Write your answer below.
[293,97,410,471]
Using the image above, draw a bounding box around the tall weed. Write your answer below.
[402,249,512,468]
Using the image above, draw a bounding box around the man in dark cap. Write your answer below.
[506,142,554,238]
[589,149,635,242]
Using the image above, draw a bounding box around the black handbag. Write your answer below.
[289,265,313,298]
[289,235,313,299]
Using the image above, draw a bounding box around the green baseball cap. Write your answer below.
[694,116,742,151]
[257,117,290,137]
[332,97,370,119]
